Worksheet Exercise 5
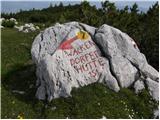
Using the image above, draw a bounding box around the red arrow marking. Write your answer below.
[59,36,78,50]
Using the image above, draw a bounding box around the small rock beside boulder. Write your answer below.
[134,80,145,94]
[0,18,5,29]
[14,23,40,33]
[10,18,17,22]
[0,18,5,22]
[146,77,159,101]
[0,25,4,29]
[153,109,159,118]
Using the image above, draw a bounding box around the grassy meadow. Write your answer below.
[1,28,158,119]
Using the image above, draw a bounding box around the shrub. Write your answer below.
[29,14,48,23]
[2,20,15,28]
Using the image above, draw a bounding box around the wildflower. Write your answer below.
[128,114,132,119]
[17,113,24,119]
[12,101,15,104]
[17,115,23,119]
[102,116,107,119]
[131,114,134,117]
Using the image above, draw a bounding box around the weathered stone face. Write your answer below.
[31,22,158,102]
[59,30,104,78]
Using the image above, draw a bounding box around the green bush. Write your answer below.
[2,1,157,70]
[2,20,15,28]
[29,14,48,23]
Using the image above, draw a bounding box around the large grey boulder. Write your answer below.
[31,22,159,101]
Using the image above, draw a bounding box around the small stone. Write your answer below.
[134,80,145,94]
[146,77,159,101]
[15,21,18,25]
[25,23,30,27]
[10,18,16,22]
[29,26,36,31]
[35,26,40,30]
[102,116,107,119]
[23,29,29,33]
[0,18,5,23]
[153,109,159,118]
[0,26,4,29]
[12,90,25,94]
[18,26,24,32]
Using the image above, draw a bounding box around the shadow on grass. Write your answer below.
[2,64,37,103]
[1,63,158,119]
[2,64,48,118]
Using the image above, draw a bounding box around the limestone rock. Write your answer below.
[23,29,29,33]
[146,77,159,101]
[10,18,17,22]
[25,23,31,27]
[153,109,159,118]
[31,22,159,101]
[15,21,18,25]
[35,26,40,30]
[18,26,24,32]
[134,80,145,94]
[14,23,39,33]
[0,26,4,29]
[0,18,5,23]
[29,26,36,31]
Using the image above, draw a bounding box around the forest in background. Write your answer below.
[1,1,159,70]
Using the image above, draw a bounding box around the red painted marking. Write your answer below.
[59,36,78,50]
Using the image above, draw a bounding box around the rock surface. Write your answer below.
[153,109,159,118]
[146,77,159,101]
[14,23,39,33]
[31,22,159,101]
[134,80,145,94]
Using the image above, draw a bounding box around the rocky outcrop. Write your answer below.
[31,22,159,102]
[14,23,39,33]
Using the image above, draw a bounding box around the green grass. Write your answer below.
[1,28,158,119]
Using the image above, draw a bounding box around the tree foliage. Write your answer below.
[2,20,15,28]
[1,1,159,70]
